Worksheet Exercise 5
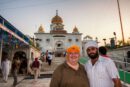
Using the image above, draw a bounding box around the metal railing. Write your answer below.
[113,59,130,84]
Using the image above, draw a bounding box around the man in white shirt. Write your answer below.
[1,57,11,82]
[85,40,121,87]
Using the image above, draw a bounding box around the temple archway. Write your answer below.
[13,51,27,74]
[54,40,65,57]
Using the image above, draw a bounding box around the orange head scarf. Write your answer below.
[66,45,80,53]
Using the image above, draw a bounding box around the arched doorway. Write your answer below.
[55,41,65,57]
[13,51,27,74]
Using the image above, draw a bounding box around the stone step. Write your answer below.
[40,57,65,72]
[52,57,65,65]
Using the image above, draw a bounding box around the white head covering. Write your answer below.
[85,40,98,50]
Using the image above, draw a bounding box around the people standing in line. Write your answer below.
[1,53,11,83]
[11,57,21,87]
[85,40,121,87]
[99,46,109,58]
[32,58,40,82]
[47,52,53,66]
[50,45,89,87]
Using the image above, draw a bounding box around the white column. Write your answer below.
[27,47,31,74]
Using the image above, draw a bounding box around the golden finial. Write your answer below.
[38,24,44,33]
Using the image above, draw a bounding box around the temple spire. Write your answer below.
[56,10,58,16]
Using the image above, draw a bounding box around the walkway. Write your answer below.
[0,76,24,87]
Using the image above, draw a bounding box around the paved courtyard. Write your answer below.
[17,78,51,87]
[0,57,65,87]
[0,76,24,87]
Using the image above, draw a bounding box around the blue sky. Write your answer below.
[0,0,130,45]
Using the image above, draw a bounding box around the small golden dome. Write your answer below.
[38,25,44,33]
[51,10,63,24]
[72,26,79,33]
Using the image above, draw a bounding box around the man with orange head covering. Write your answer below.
[50,45,89,87]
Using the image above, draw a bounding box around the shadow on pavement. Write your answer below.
[24,74,52,79]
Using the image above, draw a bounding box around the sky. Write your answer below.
[0,0,130,45]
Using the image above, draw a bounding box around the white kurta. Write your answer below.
[1,59,11,81]
[85,56,119,87]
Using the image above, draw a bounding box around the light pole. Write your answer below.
[113,32,117,46]
[116,0,125,46]
[103,38,106,46]
[95,37,98,43]
[95,37,100,44]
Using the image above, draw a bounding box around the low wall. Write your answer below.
[108,46,130,61]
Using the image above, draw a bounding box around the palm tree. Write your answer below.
[117,40,123,47]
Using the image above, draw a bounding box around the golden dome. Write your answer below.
[51,10,63,24]
[38,25,44,33]
[51,15,63,24]
[72,26,79,33]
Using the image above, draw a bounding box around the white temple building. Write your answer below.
[34,11,82,57]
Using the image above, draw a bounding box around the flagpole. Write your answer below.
[117,0,125,46]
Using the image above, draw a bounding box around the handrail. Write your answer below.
[113,59,130,84]
[114,59,130,65]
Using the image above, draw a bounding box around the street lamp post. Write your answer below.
[103,38,106,46]
[113,32,117,46]
[95,37,100,44]
[95,37,98,43]
[116,0,125,46]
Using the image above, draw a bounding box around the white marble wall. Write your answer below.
[35,33,82,55]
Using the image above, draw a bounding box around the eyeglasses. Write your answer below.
[69,53,79,56]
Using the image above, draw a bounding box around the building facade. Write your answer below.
[0,15,41,74]
[35,11,82,57]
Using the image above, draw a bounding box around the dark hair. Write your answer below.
[99,46,107,55]
[2,52,8,61]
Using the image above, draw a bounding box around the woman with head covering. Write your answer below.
[50,45,89,87]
